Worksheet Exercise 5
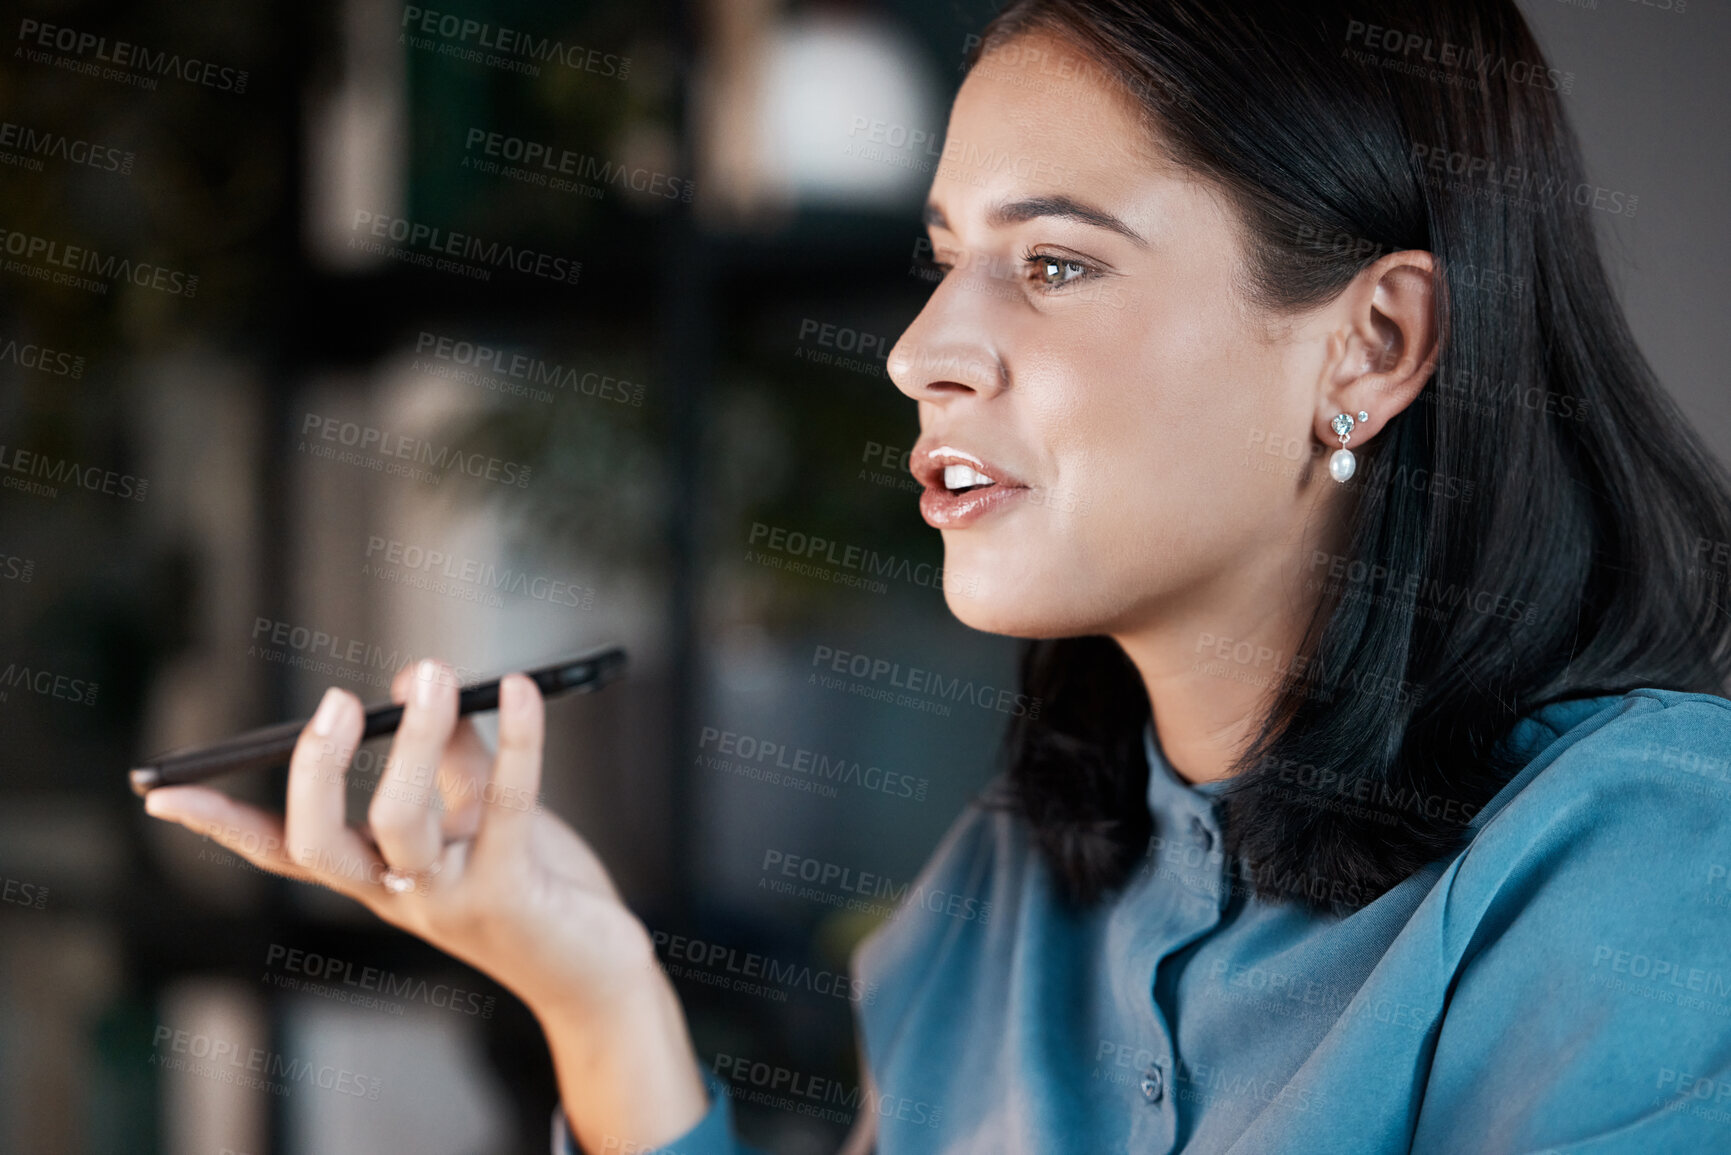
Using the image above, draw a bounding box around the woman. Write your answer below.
[145,0,1731,1151]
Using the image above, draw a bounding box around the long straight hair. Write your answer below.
[976,0,1731,912]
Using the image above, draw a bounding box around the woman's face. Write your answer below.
[890,31,1341,640]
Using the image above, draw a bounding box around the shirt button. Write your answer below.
[1140,1065,1164,1104]
[1189,815,1214,849]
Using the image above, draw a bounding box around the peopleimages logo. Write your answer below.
[264,944,497,1019]
[698,726,930,802]
[400,7,630,80]
[759,849,990,924]
[1342,19,1575,94]
[461,128,692,201]
[0,119,135,175]
[650,929,876,1005]
[747,522,973,598]
[348,210,581,286]
[0,662,99,706]
[0,334,85,378]
[149,1025,381,1100]
[363,535,595,610]
[413,330,643,406]
[0,225,197,297]
[15,18,250,93]
[809,644,1042,718]
[248,617,480,679]
[299,413,532,489]
[0,443,148,502]
[711,1052,944,1129]
[1410,144,1637,218]
[1,875,48,910]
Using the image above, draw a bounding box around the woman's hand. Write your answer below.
[142,659,708,1152]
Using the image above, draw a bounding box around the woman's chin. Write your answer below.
[941,579,1097,640]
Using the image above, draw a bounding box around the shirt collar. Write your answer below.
[1137,695,1621,831]
[1143,720,1225,829]
[1466,692,1626,831]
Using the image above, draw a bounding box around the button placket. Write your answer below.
[1132,723,1229,1150]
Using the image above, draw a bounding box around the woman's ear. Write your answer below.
[1313,250,1440,450]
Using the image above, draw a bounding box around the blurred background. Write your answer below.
[0,0,1727,1151]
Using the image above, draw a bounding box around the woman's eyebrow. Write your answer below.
[990,195,1148,245]
[922,197,1147,247]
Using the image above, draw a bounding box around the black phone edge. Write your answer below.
[129,646,627,797]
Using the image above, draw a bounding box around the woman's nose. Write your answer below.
[887,272,1007,403]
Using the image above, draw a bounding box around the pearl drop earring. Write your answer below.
[1328,411,1369,483]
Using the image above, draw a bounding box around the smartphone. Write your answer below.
[129,646,626,796]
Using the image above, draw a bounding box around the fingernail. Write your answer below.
[311,687,343,736]
[145,788,205,821]
[415,659,440,708]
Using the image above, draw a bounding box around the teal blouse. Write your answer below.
[559,688,1731,1153]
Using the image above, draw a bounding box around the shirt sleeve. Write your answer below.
[552,1067,768,1155]
[1411,692,1731,1153]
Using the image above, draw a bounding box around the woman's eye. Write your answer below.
[1032,255,1090,287]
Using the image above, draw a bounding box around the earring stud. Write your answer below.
[1328,411,1368,483]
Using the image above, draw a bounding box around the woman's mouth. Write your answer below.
[914,443,1030,528]
[943,463,996,493]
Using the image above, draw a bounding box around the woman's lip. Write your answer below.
[909,441,1026,491]
[919,481,1029,528]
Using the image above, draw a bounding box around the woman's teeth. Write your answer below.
[943,464,996,492]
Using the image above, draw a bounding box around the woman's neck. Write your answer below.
[1111,501,1346,785]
